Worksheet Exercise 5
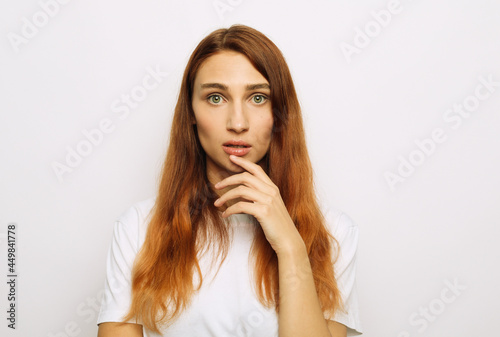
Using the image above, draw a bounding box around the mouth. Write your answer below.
[222,141,251,156]
[223,140,251,148]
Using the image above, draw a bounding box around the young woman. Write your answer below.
[97,24,362,337]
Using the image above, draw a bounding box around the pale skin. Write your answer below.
[98,51,347,337]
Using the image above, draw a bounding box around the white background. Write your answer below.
[1,0,499,336]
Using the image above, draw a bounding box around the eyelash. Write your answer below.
[206,94,269,105]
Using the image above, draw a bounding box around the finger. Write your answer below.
[215,171,275,196]
[221,199,261,218]
[227,155,274,185]
[214,185,267,207]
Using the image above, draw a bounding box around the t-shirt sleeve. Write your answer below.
[97,206,141,325]
[324,211,363,336]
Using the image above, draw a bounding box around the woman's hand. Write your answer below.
[213,155,304,255]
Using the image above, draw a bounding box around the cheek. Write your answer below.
[193,113,224,152]
[196,118,216,141]
[193,105,212,139]
[263,114,274,137]
[256,114,274,145]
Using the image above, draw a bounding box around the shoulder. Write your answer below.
[117,196,156,224]
[132,196,156,222]
[318,202,360,267]
[319,202,359,242]
[113,196,157,248]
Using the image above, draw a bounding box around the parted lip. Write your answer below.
[223,140,251,147]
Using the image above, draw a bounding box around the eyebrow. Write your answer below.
[200,83,270,91]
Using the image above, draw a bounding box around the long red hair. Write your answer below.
[123,24,344,333]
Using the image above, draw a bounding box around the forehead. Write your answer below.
[194,51,268,88]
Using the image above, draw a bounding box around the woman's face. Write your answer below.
[191,50,274,185]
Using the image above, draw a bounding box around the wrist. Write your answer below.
[275,236,307,260]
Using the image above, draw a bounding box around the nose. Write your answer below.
[226,101,249,133]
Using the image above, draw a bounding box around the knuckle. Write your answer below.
[262,204,271,216]
[271,188,279,197]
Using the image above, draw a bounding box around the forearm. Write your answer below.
[277,242,332,337]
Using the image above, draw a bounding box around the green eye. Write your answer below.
[253,95,266,104]
[209,95,222,104]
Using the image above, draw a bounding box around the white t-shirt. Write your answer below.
[97,196,363,336]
